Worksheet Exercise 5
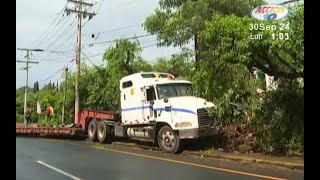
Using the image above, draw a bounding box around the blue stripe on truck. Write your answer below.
[122,106,196,115]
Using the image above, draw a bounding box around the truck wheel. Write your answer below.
[88,120,98,142]
[97,121,111,143]
[157,125,180,154]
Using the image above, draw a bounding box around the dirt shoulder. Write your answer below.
[182,149,304,170]
[112,141,304,171]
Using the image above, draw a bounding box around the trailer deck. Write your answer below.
[16,109,116,136]
[16,123,83,136]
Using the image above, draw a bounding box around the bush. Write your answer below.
[253,80,304,155]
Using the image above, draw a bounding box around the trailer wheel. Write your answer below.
[97,121,111,143]
[157,125,180,154]
[88,120,98,142]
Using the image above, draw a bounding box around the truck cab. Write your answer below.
[119,72,218,153]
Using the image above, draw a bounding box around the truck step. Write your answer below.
[130,137,154,143]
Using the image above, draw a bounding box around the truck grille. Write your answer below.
[197,108,216,128]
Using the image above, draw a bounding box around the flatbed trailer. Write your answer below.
[16,109,117,137]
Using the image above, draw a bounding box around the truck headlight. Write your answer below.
[175,122,192,127]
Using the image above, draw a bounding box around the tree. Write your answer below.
[199,4,304,154]
[86,38,145,111]
[152,50,194,78]
[144,0,263,68]
[33,81,39,92]
[200,4,304,80]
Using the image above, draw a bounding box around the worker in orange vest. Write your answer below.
[45,104,54,121]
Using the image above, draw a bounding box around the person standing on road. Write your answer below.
[25,107,32,126]
[45,104,54,121]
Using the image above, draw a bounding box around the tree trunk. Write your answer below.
[194,33,200,70]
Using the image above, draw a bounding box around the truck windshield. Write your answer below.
[156,83,193,99]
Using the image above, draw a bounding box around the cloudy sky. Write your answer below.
[16,0,184,89]
[16,0,295,89]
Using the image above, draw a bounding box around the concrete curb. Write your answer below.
[182,151,304,170]
[112,142,304,170]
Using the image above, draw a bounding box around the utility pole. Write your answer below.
[62,68,68,125]
[17,48,43,122]
[65,0,96,124]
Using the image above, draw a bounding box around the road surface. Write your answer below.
[16,137,303,180]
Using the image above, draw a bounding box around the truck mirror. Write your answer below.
[163,97,168,103]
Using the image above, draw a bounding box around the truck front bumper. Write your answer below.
[178,126,219,139]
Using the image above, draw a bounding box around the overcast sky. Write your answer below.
[16,0,184,89]
[16,0,294,89]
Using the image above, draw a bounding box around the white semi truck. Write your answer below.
[17,72,218,154]
[89,72,218,153]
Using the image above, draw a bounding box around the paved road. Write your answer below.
[16,137,303,180]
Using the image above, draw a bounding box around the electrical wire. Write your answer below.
[31,3,68,48]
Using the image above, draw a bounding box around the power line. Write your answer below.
[42,49,75,54]
[81,42,159,62]
[31,3,68,48]
[95,0,105,14]
[88,33,154,46]
[50,27,77,52]
[32,19,77,62]
[44,16,77,50]
[140,39,158,46]
[81,4,95,28]
[35,10,70,48]
[141,43,158,48]
[41,59,75,83]
[40,54,76,62]
[87,23,143,38]
[82,51,96,66]
[31,15,75,61]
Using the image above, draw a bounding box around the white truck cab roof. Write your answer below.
[120,72,191,89]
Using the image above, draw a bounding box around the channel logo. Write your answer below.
[250,5,289,21]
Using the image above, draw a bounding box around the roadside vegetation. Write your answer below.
[16,1,303,157]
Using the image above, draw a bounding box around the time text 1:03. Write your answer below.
[272,32,289,40]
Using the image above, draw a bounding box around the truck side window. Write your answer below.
[122,81,133,88]
[146,87,156,101]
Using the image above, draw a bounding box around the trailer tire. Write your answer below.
[88,120,98,142]
[157,125,180,154]
[97,121,111,143]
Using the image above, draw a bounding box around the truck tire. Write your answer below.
[157,125,180,154]
[97,121,111,143]
[88,120,98,142]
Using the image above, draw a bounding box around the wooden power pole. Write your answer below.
[65,0,95,124]
[17,48,43,122]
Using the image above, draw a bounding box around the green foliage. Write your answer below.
[198,4,304,154]
[15,4,304,156]
[152,50,195,78]
[16,91,24,122]
[200,4,304,80]
[253,80,304,155]
[144,0,263,47]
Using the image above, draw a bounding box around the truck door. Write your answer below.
[143,86,156,122]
